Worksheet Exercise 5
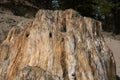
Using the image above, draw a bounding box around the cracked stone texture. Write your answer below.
[0,9,116,80]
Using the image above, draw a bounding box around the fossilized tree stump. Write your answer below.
[0,9,116,80]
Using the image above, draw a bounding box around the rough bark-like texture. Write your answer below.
[0,13,32,45]
[0,9,116,80]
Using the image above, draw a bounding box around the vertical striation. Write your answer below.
[0,9,116,80]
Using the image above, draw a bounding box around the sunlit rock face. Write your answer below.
[0,9,116,80]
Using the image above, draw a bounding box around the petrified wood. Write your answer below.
[0,9,116,80]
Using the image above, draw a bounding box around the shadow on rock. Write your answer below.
[116,75,120,80]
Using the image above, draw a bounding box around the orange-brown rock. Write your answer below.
[0,9,116,80]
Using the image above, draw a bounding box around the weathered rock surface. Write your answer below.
[0,0,38,9]
[0,13,32,44]
[0,0,38,18]
[0,9,116,80]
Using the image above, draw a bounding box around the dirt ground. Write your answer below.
[103,32,120,77]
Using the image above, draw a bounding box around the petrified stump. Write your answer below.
[0,9,116,80]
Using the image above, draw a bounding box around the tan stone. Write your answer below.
[0,9,116,80]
